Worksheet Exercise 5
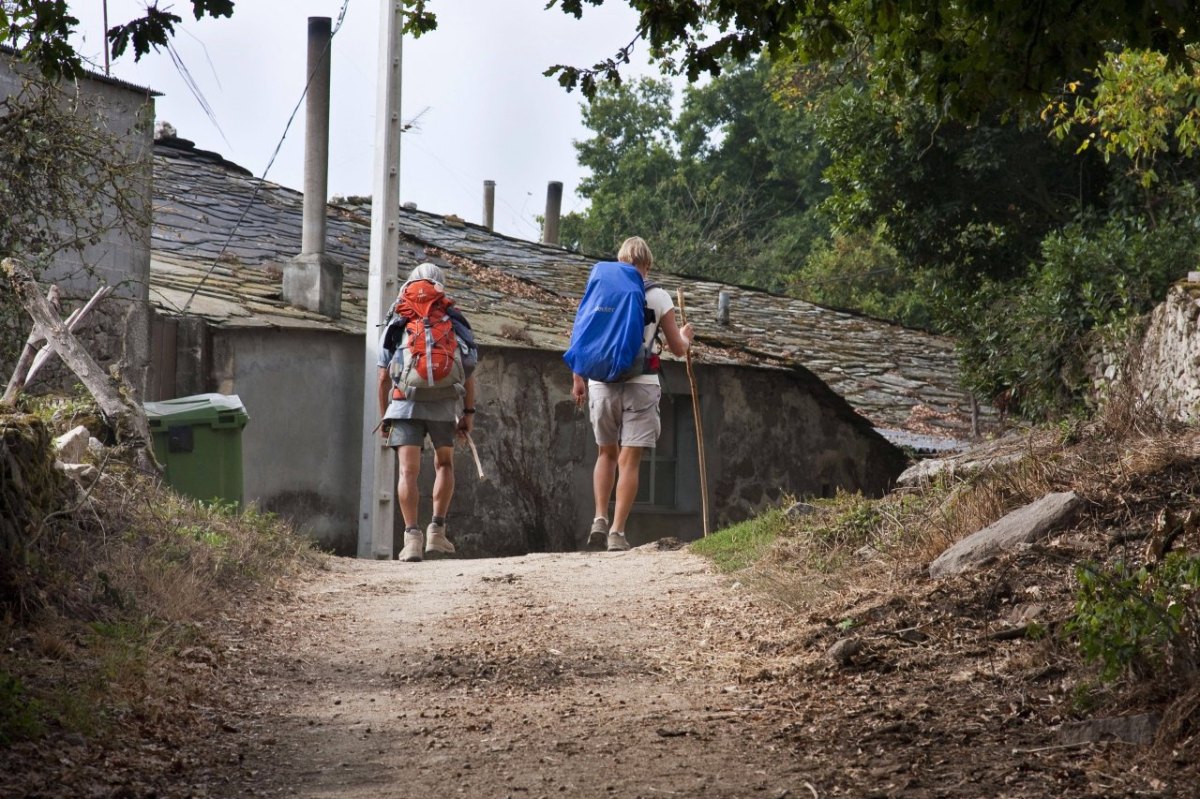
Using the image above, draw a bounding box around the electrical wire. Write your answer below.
[179,0,351,314]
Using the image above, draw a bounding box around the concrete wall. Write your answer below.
[696,360,906,527]
[1,59,155,397]
[211,328,365,554]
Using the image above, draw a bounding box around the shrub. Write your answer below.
[1069,554,1200,683]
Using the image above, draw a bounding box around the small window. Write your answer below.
[635,394,683,509]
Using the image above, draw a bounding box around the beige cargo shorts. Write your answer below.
[588,382,661,448]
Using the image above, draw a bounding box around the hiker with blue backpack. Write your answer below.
[564,236,695,551]
[377,262,479,562]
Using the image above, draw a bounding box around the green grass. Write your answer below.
[0,672,46,744]
[689,507,789,572]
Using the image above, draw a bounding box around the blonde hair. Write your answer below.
[617,236,653,270]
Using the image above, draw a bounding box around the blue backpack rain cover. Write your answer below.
[563,261,648,382]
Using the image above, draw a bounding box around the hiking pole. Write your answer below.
[676,289,710,537]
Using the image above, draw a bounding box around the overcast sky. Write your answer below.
[69,0,676,240]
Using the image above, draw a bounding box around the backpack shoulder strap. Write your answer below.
[447,305,472,329]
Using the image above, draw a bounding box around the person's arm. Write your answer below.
[659,304,695,357]
[457,375,476,436]
[377,367,390,436]
[571,373,587,406]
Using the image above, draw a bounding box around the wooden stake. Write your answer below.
[676,288,710,536]
[2,258,157,472]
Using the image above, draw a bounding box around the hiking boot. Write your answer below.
[606,531,630,552]
[425,522,455,557]
[399,528,424,562]
[586,517,608,550]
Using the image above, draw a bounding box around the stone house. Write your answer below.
[145,134,984,557]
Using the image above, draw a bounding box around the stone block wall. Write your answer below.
[1128,283,1200,423]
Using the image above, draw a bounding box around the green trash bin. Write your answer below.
[144,393,249,507]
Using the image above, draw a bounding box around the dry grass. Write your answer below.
[742,417,1200,622]
[0,407,321,744]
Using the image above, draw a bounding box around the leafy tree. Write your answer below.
[526,0,1200,118]
[0,0,234,80]
[791,225,936,330]
[815,70,1111,288]
[561,59,829,290]
[1051,45,1200,188]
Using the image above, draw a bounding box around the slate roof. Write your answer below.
[149,136,994,440]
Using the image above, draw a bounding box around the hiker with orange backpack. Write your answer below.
[564,236,694,551]
[377,262,479,562]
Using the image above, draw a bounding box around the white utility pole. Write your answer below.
[357,0,404,558]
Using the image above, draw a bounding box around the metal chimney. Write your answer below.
[542,181,562,245]
[483,180,495,231]
[301,16,332,255]
[283,16,343,318]
[717,291,730,325]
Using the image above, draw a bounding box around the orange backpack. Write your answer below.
[387,279,466,401]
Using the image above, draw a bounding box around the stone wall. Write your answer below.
[1127,283,1200,424]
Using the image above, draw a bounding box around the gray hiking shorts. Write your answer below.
[589,382,661,448]
[385,418,456,450]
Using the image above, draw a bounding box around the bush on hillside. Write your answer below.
[0,400,319,745]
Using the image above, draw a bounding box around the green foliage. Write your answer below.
[1069,554,1200,683]
[791,225,936,329]
[0,0,234,80]
[690,507,787,572]
[815,74,1105,290]
[1051,46,1200,187]
[0,671,44,743]
[956,210,1200,418]
[561,59,830,291]
[536,0,1200,120]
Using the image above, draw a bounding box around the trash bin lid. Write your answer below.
[144,393,249,428]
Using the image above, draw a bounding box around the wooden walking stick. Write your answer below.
[676,288,710,536]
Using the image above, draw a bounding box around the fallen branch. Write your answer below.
[2,257,157,473]
[2,284,60,405]
[26,285,114,385]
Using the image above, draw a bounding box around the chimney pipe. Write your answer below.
[542,181,562,245]
[283,16,343,318]
[483,180,495,231]
[717,291,730,325]
[302,16,332,256]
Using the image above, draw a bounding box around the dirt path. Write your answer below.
[204,543,1190,799]
[228,545,808,798]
